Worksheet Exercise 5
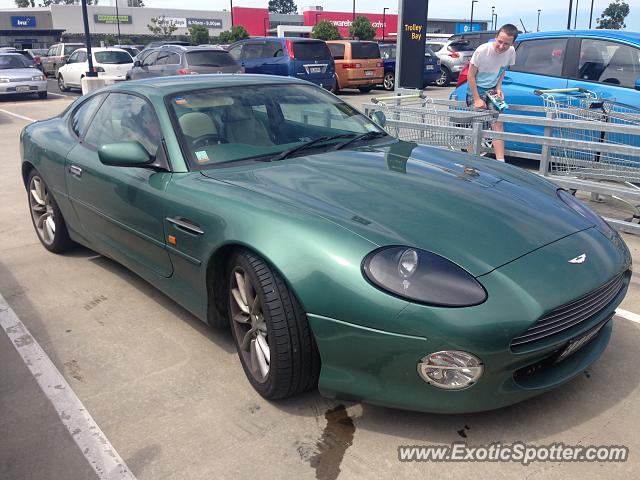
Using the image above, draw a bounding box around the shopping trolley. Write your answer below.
[368,93,498,150]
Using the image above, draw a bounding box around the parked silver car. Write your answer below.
[0,53,47,99]
[126,45,242,80]
[425,40,474,87]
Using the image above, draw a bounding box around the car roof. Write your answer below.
[107,74,311,97]
[518,29,640,44]
[232,37,322,43]
[76,47,129,53]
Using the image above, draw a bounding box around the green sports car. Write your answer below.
[21,75,631,413]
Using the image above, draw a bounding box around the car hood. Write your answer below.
[1,68,41,79]
[202,141,593,276]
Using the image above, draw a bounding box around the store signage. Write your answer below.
[455,23,483,33]
[93,15,132,25]
[11,16,37,28]
[187,18,223,28]
[398,0,429,89]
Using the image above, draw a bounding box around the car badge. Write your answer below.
[568,253,587,264]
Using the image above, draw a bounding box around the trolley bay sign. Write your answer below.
[397,0,429,89]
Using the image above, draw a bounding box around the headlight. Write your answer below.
[362,246,487,306]
[557,189,612,232]
[417,351,484,390]
[32,75,45,81]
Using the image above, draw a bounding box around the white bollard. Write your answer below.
[81,77,106,95]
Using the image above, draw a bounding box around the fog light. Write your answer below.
[417,351,483,390]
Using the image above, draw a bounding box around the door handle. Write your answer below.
[166,217,204,235]
[502,76,513,85]
[69,165,82,178]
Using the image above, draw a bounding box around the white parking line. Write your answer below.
[48,91,76,98]
[616,308,640,324]
[0,108,36,123]
[0,294,137,480]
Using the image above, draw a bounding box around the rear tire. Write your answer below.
[358,86,373,93]
[27,169,75,253]
[227,249,320,400]
[435,66,451,87]
[330,75,340,94]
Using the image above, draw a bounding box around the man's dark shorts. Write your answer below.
[466,88,500,112]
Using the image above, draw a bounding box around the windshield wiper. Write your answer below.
[270,133,356,161]
[330,131,389,151]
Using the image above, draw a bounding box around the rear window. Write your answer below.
[292,41,332,60]
[351,42,381,59]
[186,51,236,67]
[448,42,472,52]
[64,45,83,56]
[328,43,345,60]
[94,51,132,64]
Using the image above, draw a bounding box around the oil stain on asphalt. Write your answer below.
[309,404,355,480]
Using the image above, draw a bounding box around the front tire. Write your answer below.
[27,169,74,253]
[58,75,69,92]
[435,66,451,87]
[383,72,395,91]
[358,86,373,93]
[227,249,320,400]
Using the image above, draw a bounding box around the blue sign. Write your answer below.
[455,23,482,33]
[11,16,37,28]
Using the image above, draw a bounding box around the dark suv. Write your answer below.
[127,45,242,80]
[227,38,335,90]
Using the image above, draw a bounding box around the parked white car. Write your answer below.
[57,47,133,92]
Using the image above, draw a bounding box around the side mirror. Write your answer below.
[99,142,152,167]
[370,111,387,128]
[134,60,141,67]
[635,78,640,92]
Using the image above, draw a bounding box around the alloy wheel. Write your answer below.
[383,73,395,91]
[29,175,56,246]
[229,266,270,382]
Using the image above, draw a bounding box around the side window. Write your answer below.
[142,52,158,67]
[511,38,568,77]
[70,94,104,138]
[242,43,265,60]
[328,43,345,60]
[46,46,56,57]
[56,45,63,56]
[263,41,284,57]
[67,51,79,63]
[155,52,170,65]
[228,45,242,61]
[165,52,180,65]
[77,51,87,62]
[84,94,161,156]
[578,39,640,89]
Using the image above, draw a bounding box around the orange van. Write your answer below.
[326,40,383,93]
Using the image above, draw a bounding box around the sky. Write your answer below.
[1,0,638,32]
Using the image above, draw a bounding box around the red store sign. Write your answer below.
[302,11,398,39]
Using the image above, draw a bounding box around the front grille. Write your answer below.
[511,272,625,349]
[11,77,34,82]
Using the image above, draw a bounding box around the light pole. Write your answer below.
[537,9,541,31]
[230,0,234,27]
[382,7,389,42]
[80,0,96,77]
[574,0,579,29]
[589,0,594,28]
[353,0,356,22]
[491,6,495,29]
[567,0,573,29]
[493,12,498,30]
[115,0,121,45]
[263,17,269,36]
[470,0,478,32]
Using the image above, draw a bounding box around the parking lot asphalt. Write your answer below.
[1,91,640,480]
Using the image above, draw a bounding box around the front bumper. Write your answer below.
[0,80,47,95]
[308,228,631,413]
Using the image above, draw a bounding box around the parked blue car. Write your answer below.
[379,44,441,90]
[227,37,336,90]
[452,30,640,154]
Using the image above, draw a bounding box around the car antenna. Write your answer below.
[519,19,528,33]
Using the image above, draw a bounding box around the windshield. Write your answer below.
[64,45,83,56]
[94,51,132,64]
[0,54,34,69]
[186,51,236,67]
[351,42,381,59]
[169,84,388,169]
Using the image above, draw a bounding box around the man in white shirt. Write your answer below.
[466,24,518,162]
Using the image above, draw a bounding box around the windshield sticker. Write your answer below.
[174,97,188,105]
[195,150,210,163]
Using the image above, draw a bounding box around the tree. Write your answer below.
[189,25,210,45]
[216,26,249,44]
[147,15,178,37]
[16,0,98,5]
[311,20,342,41]
[268,0,297,14]
[596,0,630,29]
[15,0,35,7]
[348,16,376,41]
